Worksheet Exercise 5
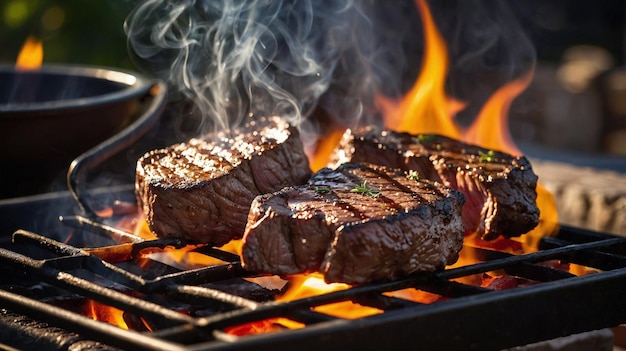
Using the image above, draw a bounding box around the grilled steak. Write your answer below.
[331,127,540,240]
[241,162,465,284]
[135,116,311,246]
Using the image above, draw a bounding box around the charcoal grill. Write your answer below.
[0,197,625,351]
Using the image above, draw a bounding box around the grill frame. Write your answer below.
[1,220,625,351]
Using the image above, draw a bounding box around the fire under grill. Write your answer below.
[0,209,625,351]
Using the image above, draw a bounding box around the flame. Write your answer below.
[462,66,559,251]
[374,0,558,252]
[130,215,243,269]
[276,274,381,319]
[377,0,463,139]
[309,128,347,172]
[515,185,559,252]
[464,67,535,156]
[385,288,442,304]
[224,318,304,336]
[84,300,128,330]
[16,36,43,71]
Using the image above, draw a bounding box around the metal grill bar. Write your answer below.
[1,225,625,351]
[188,270,626,351]
[0,289,187,351]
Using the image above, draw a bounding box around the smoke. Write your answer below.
[125,0,401,135]
[124,0,535,136]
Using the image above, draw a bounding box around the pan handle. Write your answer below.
[67,80,167,217]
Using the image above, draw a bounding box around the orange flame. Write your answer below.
[515,184,559,252]
[309,128,347,172]
[224,318,304,336]
[276,274,381,319]
[376,0,559,251]
[461,66,560,252]
[377,0,463,139]
[385,288,442,304]
[121,213,243,270]
[16,36,43,71]
[84,300,128,330]
[464,67,535,156]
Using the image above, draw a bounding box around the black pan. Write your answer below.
[0,64,163,198]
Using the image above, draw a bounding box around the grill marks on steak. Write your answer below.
[332,128,540,240]
[241,162,465,284]
[135,116,311,246]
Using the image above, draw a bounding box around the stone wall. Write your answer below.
[530,159,626,236]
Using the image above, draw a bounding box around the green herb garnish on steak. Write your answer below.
[350,181,381,198]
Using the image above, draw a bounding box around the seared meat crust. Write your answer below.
[331,127,539,240]
[242,162,465,284]
[135,116,311,246]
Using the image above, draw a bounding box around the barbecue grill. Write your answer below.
[2,3,625,348]
[0,70,624,351]
[0,184,625,351]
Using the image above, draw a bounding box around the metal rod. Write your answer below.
[147,263,251,291]
[2,225,625,350]
[67,81,167,217]
[439,237,626,280]
[59,215,144,244]
[184,269,626,351]
[0,247,193,326]
[168,285,259,310]
[0,288,188,351]
[12,229,85,256]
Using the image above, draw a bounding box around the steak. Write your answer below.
[331,127,540,240]
[241,162,465,284]
[135,116,311,246]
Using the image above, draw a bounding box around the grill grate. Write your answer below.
[0,221,625,351]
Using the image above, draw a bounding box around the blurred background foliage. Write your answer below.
[1,1,623,70]
[1,0,136,69]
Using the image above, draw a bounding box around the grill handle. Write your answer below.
[67,80,167,217]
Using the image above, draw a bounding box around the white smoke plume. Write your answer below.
[124,0,534,137]
[124,0,403,136]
